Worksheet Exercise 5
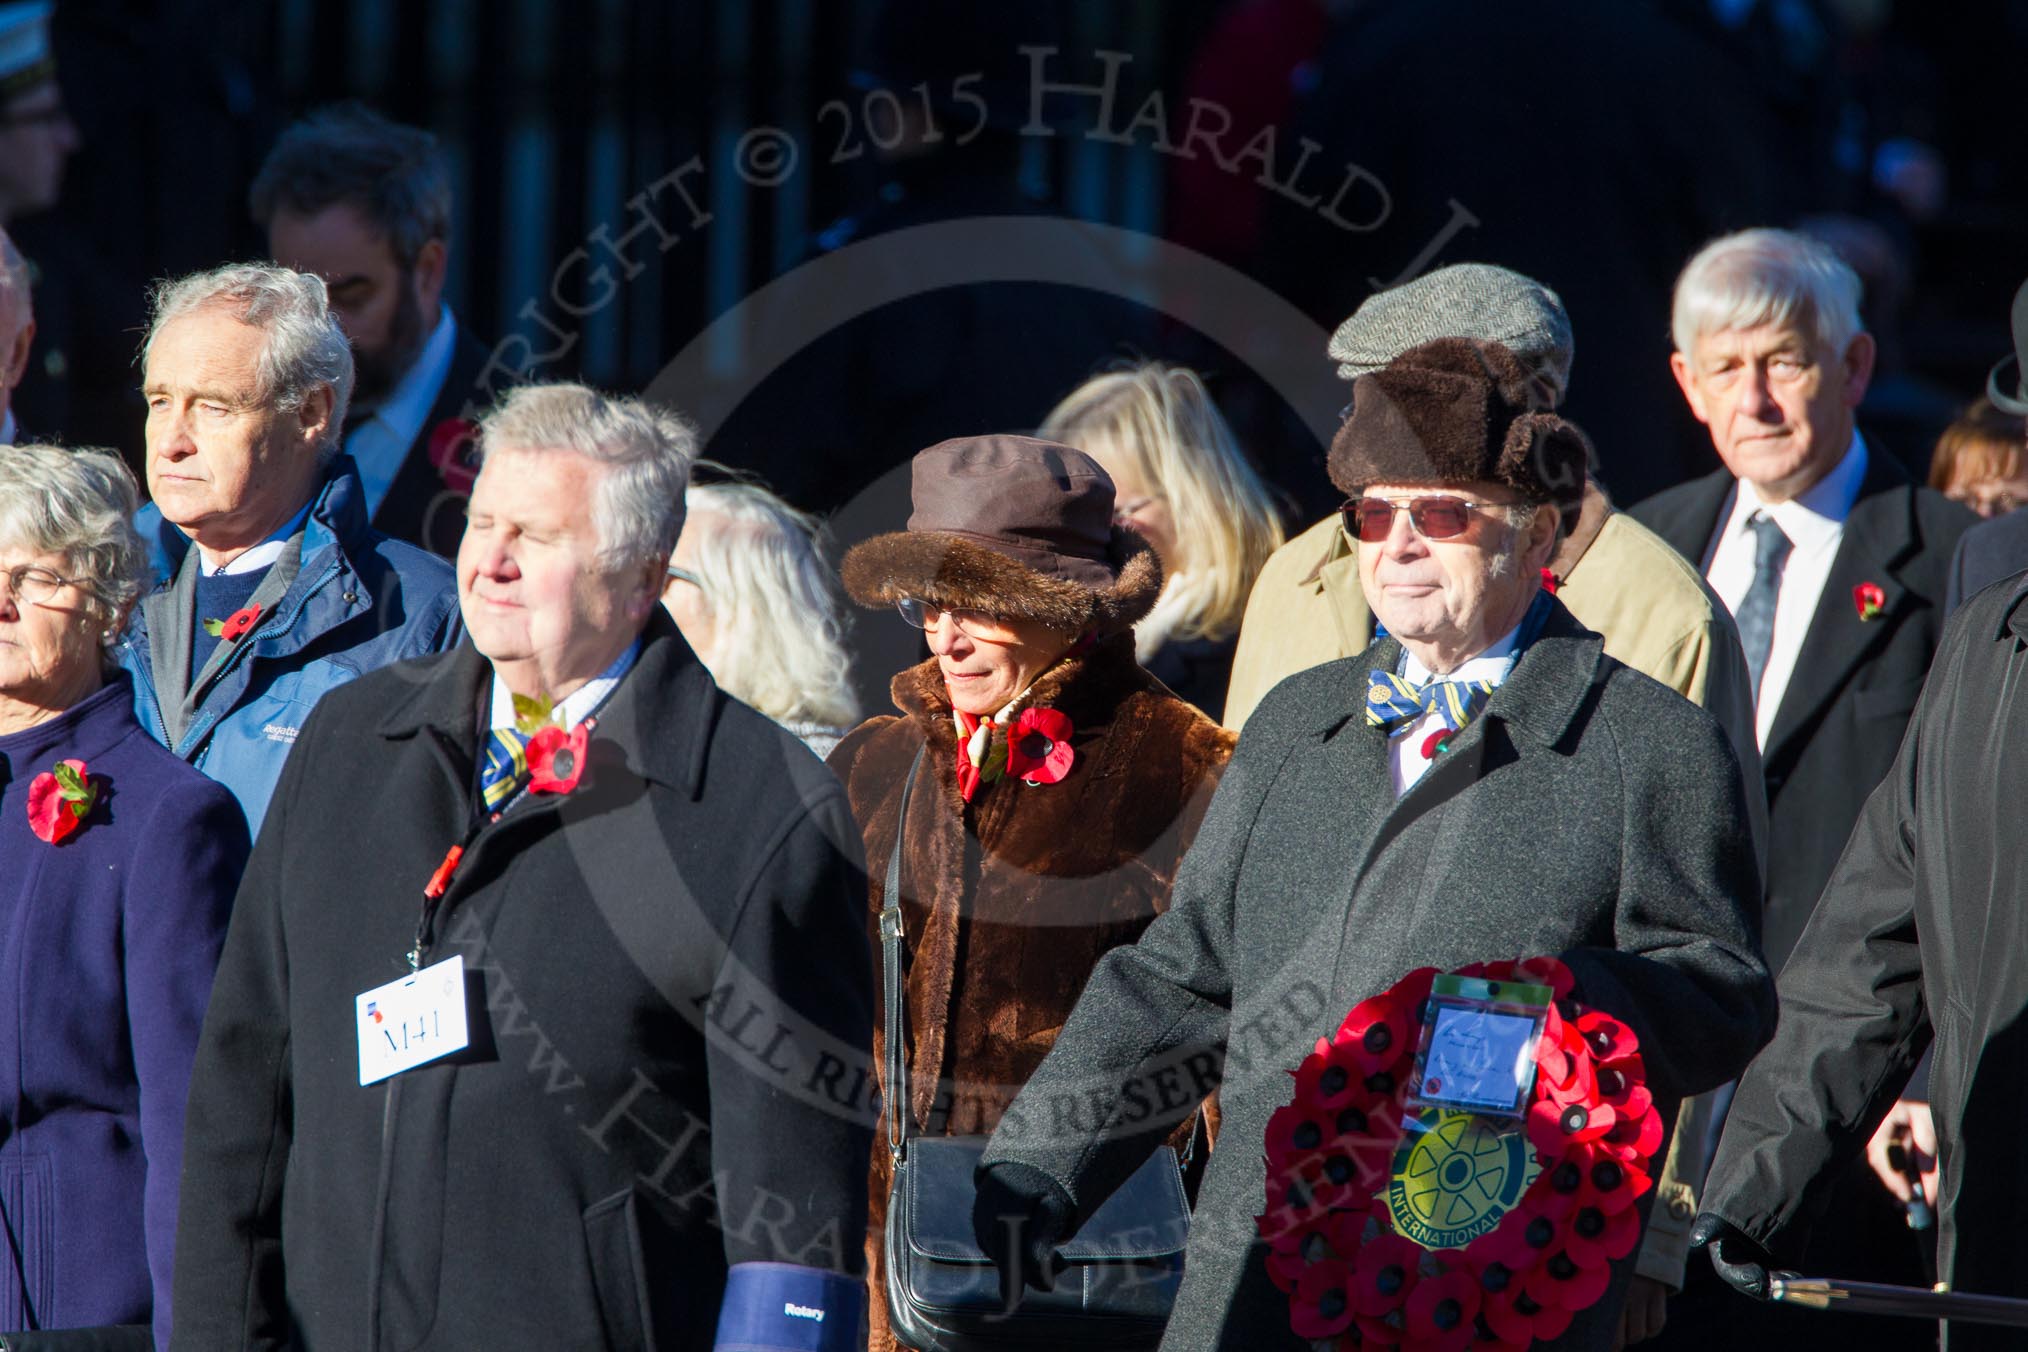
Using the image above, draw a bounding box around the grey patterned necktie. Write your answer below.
[1735,510,1793,702]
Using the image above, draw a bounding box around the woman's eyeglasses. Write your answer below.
[895,597,1021,642]
[0,565,80,607]
[665,564,705,590]
[1342,495,1503,544]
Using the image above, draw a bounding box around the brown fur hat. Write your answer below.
[1327,337,1592,532]
[841,434,1163,635]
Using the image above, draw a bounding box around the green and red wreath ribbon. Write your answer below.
[1256,957,1663,1351]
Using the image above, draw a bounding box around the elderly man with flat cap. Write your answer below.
[972,338,1775,1352]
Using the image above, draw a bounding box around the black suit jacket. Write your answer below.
[1945,507,2028,613]
[170,610,875,1350]
[1631,451,1974,971]
[369,328,501,558]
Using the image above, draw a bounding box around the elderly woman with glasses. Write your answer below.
[826,435,1237,1350]
[0,445,248,1346]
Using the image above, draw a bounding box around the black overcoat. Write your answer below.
[170,612,876,1351]
[982,599,1775,1351]
[1631,451,1973,970]
[1703,574,2028,1351]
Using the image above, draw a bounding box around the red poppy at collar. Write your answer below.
[428,416,482,494]
[1004,706,1076,784]
[203,604,264,642]
[1854,580,1886,621]
[526,724,589,795]
[26,758,99,845]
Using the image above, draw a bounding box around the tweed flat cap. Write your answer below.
[1329,264,1574,407]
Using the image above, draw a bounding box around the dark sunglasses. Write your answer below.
[1342,495,1495,544]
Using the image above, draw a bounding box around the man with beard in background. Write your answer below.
[253,103,497,557]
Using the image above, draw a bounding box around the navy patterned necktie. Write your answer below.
[1735,510,1793,702]
[479,727,531,813]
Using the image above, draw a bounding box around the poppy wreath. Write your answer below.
[1256,957,1662,1351]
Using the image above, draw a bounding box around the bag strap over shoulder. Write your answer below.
[882,742,929,1166]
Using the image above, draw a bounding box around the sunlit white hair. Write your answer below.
[1671,227,1865,357]
[478,382,697,572]
[0,443,149,631]
[144,263,355,463]
[677,470,861,731]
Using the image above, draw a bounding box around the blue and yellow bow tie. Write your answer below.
[1364,670,1497,735]
[480,727,531,812]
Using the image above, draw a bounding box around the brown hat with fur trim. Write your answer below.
[1328,337,1592,533]
[841,434,1162,635]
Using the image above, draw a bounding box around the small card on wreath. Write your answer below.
[1404,976,1553,1120]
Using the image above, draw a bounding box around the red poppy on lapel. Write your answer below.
[428,416,483,494]
[27,758,98,845]
[203,604,264,641]
[526,724,589,794]
[1004,706,1075,785]
[1854,580,1886,621]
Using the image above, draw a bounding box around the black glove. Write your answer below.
[972,1161,1075,1313]
[1692,1213,1774,1301]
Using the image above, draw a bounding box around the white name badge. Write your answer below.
[356,954,470,1086]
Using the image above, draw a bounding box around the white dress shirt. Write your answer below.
[487,639,641,738]
[1387,617,1526,797]
[197,501,313,576]
[1705,431,1870,746]
[344,303,461,518]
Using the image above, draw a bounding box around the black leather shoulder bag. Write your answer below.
[880,744,1190,1352]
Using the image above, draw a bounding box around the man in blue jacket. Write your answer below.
[117,262,461,834]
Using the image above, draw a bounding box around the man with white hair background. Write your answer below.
[1632,228,1973,1351]
[0,227,34,443]
[116,262,461,834]
[171,382,874,1352]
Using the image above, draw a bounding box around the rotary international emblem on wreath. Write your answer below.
[1386,1108,1541,1250]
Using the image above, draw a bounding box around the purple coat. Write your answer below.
[0,674,247,1345]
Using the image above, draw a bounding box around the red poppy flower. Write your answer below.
[1539,1050,1598,1109]
[1293,1260,1359,1339]
[1337,991,1415,1077]
[1527,1097,1616,1157]
[1594,1060,1654,1120]
[1562,1201,1642,1267]
[1539,566,1561,596]
[1264,1102,1337,1173]
[1522,1245,1613,1312]
[26,758,97,845]
[1581,1153,1652,1216]
[1854,580,1886,622]
[1357,1309,1407,1345]
[1005,706,1076,784]
[1599,1104,1666,1164]
[1404,1268,1482,1351]
[1294,1039,1373,1114]
[1351,1232,1423,1317]
[526,724,589,794]
[1574,1011,1639,1065]
[1420,727,1454,759]
[218,604,262,642]
[427,416,482,493]
[1481,1286,1575,1345]
[1509,955,1576,999]
[1465,1205,1562,1274]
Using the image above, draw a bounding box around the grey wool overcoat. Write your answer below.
[981,597,1776,1351]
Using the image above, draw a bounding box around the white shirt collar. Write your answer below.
[197,499,315,576]
[1401,611,1527,687]
[1726,429,1869,555]
[488,638,643,734]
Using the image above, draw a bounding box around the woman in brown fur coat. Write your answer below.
[827,435,1236,1350]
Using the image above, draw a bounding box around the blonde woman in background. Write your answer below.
[1040,362,1286,719]
[662,467,862,757]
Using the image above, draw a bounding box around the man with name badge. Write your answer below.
[172,383,875,1351]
